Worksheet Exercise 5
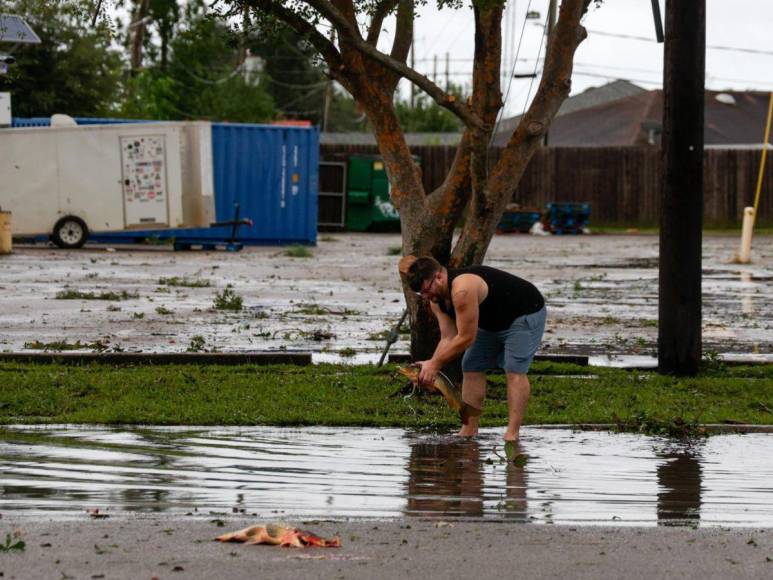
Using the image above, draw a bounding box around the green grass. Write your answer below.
[294,303,360,316]
[213,288,243,311]
[22,340,108,352]
[158,277,211,288]
[284,244,313,258]
[0,362,770,432]
[55,290,139,301]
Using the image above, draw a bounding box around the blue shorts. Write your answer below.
[462,306,547,374]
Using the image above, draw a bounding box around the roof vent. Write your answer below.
[715,93,736,105]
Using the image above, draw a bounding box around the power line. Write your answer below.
[586,28,773,56]
[521,8,547,117]
[572,70,773,88]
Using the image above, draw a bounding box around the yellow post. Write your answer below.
[736,91,773,263]
[0,211,12,255]
[752,92,773,226]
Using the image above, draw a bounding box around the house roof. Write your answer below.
[500,88,773,147]
[322,82,771,148]
[492,80,647,146]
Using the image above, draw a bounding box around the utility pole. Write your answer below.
[658,0,705,375]
[410,22,415,108]
[445,52,450,92]
[544,0,557,146]
[547,0,557,36]
[322,28,336,132]
[433,54,437,84]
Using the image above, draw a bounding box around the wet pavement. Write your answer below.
[2,425,773,527]
[0,233,770,362]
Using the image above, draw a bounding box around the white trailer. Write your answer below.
[0,121,215,248]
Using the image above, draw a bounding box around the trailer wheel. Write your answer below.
[52,216,89,249]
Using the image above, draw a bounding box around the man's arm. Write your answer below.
[418,276,481,384]
[428,301,457,361]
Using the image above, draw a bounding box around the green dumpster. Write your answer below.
[345,156,402,232]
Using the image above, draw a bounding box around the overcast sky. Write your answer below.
[389,0,773,116]
[105,1,773,119]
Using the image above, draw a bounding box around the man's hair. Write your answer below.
[405,256,442,292]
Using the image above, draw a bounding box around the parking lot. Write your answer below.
[0,232,770,363]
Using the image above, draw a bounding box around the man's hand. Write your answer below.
[417,360,439,386]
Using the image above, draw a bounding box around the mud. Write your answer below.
[0,233,770,361]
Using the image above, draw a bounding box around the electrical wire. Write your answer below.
[521,8,547,118]
[491,0,533,145]
[586,28,773,56]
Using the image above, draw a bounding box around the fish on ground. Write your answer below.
[216,523,341,548]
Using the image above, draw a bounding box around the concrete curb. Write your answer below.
[0,352,312,365]
[0,352,589,366]
[388,353,590,365]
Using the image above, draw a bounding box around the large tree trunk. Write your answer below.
[246,0,589,363]
[393,0,586,361]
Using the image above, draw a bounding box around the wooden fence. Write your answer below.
[320,144,773,226]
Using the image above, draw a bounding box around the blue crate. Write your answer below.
[497,210,542,233]
[546,202,590,234]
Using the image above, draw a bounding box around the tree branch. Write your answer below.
[382,0,413,93]
[451,0,588,266]
[366,0,400,45]
[304,0,485,129]
[249,0,344,82]
[390,0,413,62]
[468,3,503,200]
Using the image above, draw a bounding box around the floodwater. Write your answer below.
[2,426,773,527]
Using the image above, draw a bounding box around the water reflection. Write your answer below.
[656,445,703,525]
[406,437,485,517]
[2,426,773,527]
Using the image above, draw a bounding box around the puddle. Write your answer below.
[2,426,773,527]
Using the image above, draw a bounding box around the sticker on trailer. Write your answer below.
[120,135,170,227]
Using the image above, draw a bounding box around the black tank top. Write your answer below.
[438,265,544,331]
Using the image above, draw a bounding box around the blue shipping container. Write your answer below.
[205,123,319,245]
[9,119,319,245]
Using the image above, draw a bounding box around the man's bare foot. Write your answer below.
[457,426,478,437]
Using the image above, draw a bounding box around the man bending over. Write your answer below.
[404,256,546,441]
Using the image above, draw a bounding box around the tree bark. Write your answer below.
[244,0,589,362]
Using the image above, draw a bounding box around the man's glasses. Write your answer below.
[416,277,436,298]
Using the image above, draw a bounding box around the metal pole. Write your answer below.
[445,52,450,92]
[378,308,409,367]
[651,0,665,43]
[410,22,415,108]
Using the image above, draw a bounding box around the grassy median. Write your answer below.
[0,361,771,435]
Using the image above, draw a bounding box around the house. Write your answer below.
[494,83,772,147]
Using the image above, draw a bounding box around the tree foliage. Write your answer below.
[0,0,123,117]
[394,85,465,133]
[120,7,276,122]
